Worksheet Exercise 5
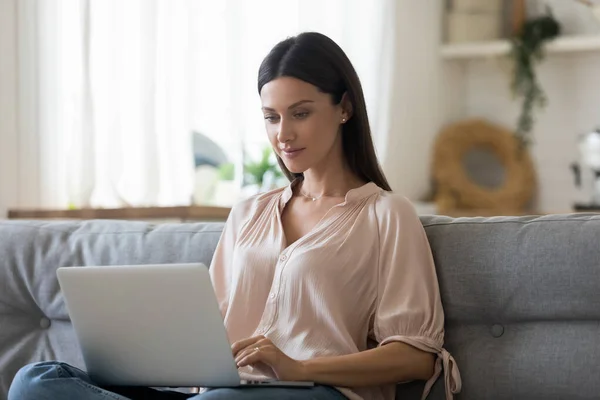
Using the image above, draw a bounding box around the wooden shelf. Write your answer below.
[7,205,231,221]
[442,34,600,60]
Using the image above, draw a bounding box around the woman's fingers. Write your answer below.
[234,343,304,382]
[234,346,255,364]
[234,340,273,364]
[237,345,275,368]
[231,335,264,356]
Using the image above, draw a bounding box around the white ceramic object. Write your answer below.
[573,130,600,205]
[211,180,240,207]
[579,130,600,170]
[192,166,218,205]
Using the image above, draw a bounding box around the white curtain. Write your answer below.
[20,0,194,208]
[17,0,429,209]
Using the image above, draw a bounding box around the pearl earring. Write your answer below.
[341,118,346,123]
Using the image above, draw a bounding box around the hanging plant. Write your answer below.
[509,10,561,147]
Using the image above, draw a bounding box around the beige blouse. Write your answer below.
[209,180,461,400]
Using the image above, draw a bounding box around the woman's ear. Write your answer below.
[340,92,353,121]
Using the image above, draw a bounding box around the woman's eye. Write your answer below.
[264,115,279,123]
[294,112,309,119]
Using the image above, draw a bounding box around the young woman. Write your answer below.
[9,32,461,400]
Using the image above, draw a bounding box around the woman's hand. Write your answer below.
[232,335,307,381]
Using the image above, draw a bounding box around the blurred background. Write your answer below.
[2,0,600,222]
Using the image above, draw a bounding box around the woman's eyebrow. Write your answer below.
[262,100,314,112]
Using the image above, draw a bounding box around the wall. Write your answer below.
[443,51,600,213]
[0,0,18,219]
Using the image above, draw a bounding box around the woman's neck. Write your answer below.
[300,165,365,198]
[297,135,366,198]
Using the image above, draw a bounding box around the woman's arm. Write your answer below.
[233,336,434,387]
[301,342,434,387]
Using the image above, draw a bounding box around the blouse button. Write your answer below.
[40,317,51,329]
[279,254,287,262]
[490,324,504,338]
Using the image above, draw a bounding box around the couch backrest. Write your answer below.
[1,214,599,400]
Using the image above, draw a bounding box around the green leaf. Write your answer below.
[218,163,235,181]
[243,146,282,185]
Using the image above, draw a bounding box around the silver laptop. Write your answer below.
[56,263,314,389]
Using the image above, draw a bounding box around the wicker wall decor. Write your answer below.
[432,119,536,215]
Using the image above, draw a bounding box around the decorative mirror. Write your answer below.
[432,119,536,215]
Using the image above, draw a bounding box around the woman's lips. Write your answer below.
[281,148,305,159]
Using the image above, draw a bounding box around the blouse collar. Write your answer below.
[280,178,381,207]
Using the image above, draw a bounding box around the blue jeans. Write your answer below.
[9,362,348,400]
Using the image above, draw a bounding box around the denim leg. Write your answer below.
[8,361,193,400]
[194,385,348,400]
[8,361,130,400]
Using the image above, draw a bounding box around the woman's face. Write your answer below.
[260,77,347,174]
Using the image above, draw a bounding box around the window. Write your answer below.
[20,0,390,208]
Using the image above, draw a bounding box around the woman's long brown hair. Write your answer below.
[257,32,392,191]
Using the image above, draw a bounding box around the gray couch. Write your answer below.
[1,214,600,400]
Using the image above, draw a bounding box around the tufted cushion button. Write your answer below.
[490,324,504,338]
[40,317,51,329]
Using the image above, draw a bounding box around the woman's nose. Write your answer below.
[277,119,294,143]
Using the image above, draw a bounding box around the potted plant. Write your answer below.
[509,9,561,148]
[243,146,284,193]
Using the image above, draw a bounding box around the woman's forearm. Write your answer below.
[300,342,434,388]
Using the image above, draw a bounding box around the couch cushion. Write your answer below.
[417,213,600,400]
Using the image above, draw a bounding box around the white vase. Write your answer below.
[211,181,239,207]
[192,166,219,205]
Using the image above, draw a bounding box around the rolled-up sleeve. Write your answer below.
[372,195,461,400]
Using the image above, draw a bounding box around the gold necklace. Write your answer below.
[300,191,321,202]
[299,190,345,202]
